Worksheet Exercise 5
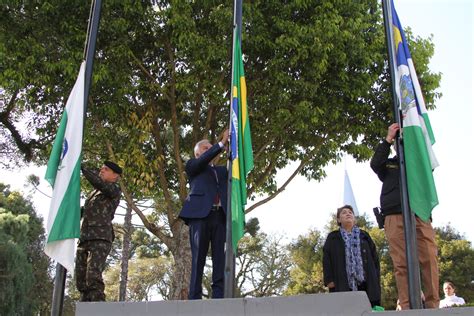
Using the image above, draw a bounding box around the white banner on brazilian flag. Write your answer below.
[44,61,85,273]
[391,1,439,222]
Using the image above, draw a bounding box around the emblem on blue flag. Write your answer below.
[400,74,416,114]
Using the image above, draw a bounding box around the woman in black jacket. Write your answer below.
[323,205,381,307]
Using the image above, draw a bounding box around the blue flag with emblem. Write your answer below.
[391,0,439,221]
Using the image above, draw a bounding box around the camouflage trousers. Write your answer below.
[75,239,112,302]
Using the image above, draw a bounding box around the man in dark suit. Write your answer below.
[179,129,229,300]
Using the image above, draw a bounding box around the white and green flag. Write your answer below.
[391,2,439,222]
[44,62,85,273]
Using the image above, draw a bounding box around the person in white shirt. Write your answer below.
[439,281,466,308]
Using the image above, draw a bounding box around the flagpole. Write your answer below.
[224,0,242,299]
[50,1,102,315]
[83,0,103,115]
[381,0,422,309]
[224,152,235,299]
[50,264,66,316]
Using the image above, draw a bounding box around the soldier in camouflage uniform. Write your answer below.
[75,160,122,302]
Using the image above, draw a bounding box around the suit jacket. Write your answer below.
[179,143,228,222]
[323,229,381,304]
[79,166,122,242]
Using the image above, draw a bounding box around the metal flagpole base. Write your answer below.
[51,263,67,316]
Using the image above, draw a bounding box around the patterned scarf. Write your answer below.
[340,226,365,291]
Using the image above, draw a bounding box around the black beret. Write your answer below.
[104,160,123,175]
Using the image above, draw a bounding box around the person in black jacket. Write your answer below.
[323,205,381,307]
[370,123,439,309]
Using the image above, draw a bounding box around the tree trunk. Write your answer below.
[169,221,192,300]
[119,203,133,301]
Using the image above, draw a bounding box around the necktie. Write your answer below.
[211,166,220,205]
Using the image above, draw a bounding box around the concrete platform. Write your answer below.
[76,292,474,316]
[365,307,474,316]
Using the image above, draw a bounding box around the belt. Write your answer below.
[211,205,223,211]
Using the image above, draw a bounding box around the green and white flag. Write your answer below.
[44,62,85,273]
[391,2,439,221]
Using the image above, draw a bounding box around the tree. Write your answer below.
[227,218,291,297]
[100,223,172,301]
[119,203,133,301]
[104,256,173,301]
[196,218,292,298]
[0,1,441,298]
[0,210,33,314]
[286,228,326,295]
[0,184,53,314]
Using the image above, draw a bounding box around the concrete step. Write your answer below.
[76,292,474,316]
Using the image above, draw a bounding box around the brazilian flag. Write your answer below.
[230,8,254,251]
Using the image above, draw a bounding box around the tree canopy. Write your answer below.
[0,0,441,298]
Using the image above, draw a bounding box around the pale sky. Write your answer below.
[1,0,473,244]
